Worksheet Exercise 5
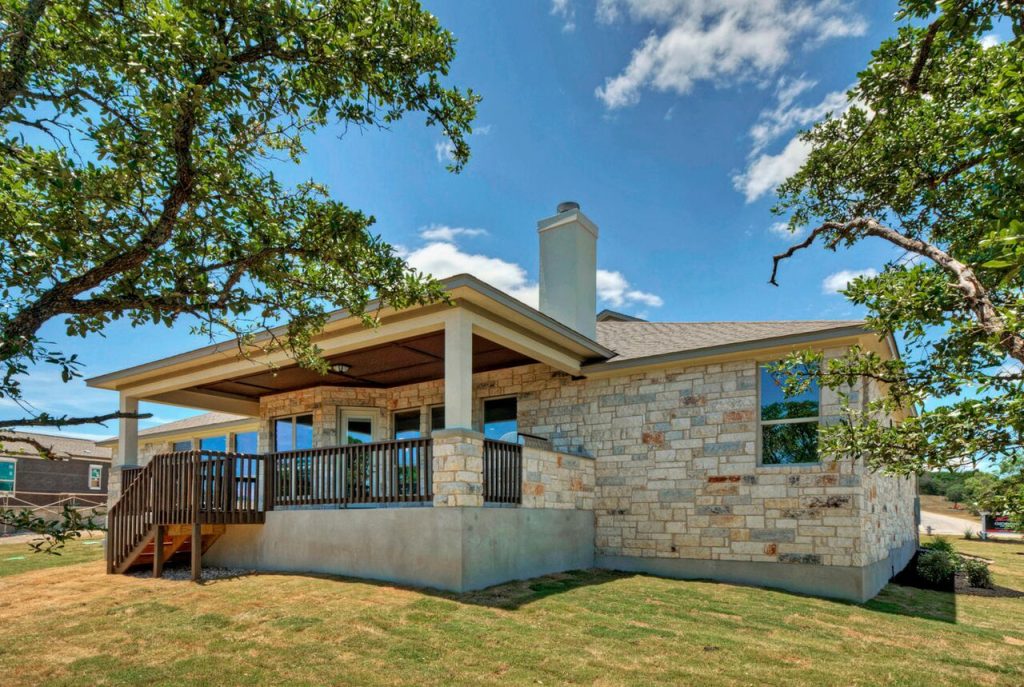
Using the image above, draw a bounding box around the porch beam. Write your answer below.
[444,309,474,430]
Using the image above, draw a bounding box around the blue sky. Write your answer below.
[6,0,934,439]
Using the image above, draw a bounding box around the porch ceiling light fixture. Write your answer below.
[329,363,351,375]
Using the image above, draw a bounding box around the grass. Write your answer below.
[0,537,1022,686]
[0,535,105,577]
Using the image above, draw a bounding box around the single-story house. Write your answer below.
[89,202,918,601]
[0,432,110,516]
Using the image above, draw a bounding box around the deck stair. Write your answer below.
[106,451,266,579]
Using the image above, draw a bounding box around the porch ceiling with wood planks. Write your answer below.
[189,332,536,400]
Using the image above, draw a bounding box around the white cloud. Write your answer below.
[434,140,455,165]
[821,268,878,295]
[402,233,662,312]
[980,33,1001,48]
[551,0,576,32]
[596,269,664,307]
[749,77,851,154]
[418,224,488,242]
[664,105,675,121]
[733,135,811,203]
[733,77,856,202]
[596,0,620,23]
[768,221,807,240]
[593,1,866,109]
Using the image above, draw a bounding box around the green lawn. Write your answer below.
[0,535,105,577]
[1,536,1022,686]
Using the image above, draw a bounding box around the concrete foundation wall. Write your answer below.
[204,506,594,592]
[599,535,917,603]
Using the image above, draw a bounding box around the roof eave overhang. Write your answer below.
[581,325,879,377]
[85,274,612,393]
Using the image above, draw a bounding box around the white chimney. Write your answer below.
[537,201,598,339]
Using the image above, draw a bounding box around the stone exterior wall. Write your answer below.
[522,444,595,510]
[110,342,916,574]
[432,430,484,507]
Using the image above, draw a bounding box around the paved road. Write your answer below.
[920,509,979,535]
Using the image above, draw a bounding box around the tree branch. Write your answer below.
[0,409,152,430]
[0,0,49,110]
[907,19,941,93]
[771,216,1024,365]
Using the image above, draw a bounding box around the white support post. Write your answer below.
[118,393,140,467]
[444,310,474,430]
[113,393,139,501]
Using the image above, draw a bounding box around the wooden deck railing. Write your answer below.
[270,437,433,507]
[107,450,267,574]
[483,439,523,504]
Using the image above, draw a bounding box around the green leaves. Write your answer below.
[770,0,1024,521]
[0,0,477,414]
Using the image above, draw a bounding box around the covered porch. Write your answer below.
[92,279,605,581]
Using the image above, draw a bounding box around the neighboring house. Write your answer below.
[0,432,111,514]
[88,203,918,602]
[96,412,259,471]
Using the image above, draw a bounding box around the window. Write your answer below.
[0,459,15,492]
[430,406,445,432]
[344,418,373,445]
[483,397,517,442]
[172,440,192,452]
[759,363,820,465]
[275,414,314,452]
[393,410,421,440]
[199,435,227,452]
[234,431,258,454]
[88,464,103,490]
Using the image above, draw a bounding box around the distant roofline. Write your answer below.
[596,309,646,323]
[0,431,112,460]
[95,414,259,447]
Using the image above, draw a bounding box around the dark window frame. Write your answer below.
[757,362,822,466]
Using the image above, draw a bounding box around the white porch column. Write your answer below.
[444,309,473,430]
[111,393,139,502]
[117,393,139,466]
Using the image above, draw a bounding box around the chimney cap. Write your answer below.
[556,201,580,214]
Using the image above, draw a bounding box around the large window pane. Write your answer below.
[172,440,192,452]
[234,431,258,454]
[200,435,226,452]
[393,410,421,440]
[760,365,819,420]
[346,418,373,445]
[295,415,314,449]
[430,406,445,432]
[275,418,293,452]
[762,423,819,465]
[483,397,517,442]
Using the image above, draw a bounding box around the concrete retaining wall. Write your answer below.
[204,506,594,592]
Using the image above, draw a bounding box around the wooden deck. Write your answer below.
[107,437,523,577]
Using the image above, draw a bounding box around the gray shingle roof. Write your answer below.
[594,320,865,363]
[0,431,112,460]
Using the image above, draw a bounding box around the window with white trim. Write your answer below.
[759,363,820,465]
[88,464,103,490]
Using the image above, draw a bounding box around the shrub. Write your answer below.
[962,558,994,589]
[923,536,956,554]
[917,549,959,585]
[964,528,975,540]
